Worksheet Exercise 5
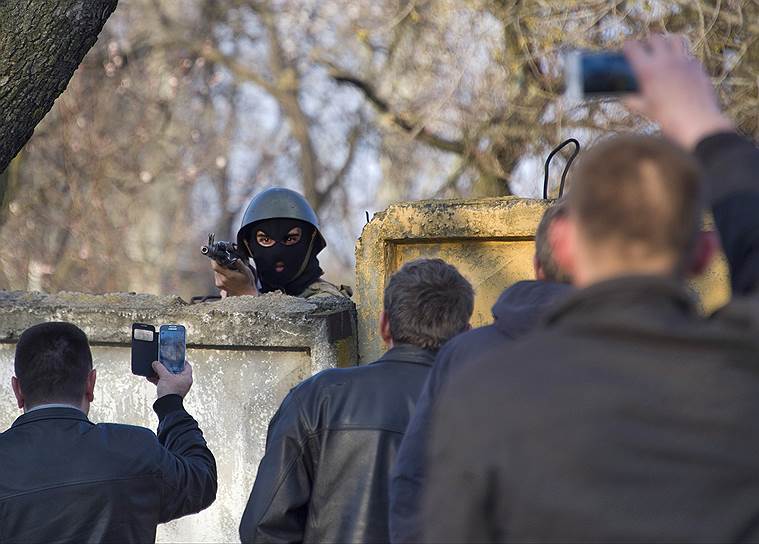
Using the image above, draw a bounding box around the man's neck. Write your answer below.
[574,252,678,288]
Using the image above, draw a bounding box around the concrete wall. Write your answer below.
[0,290,357,543]
[355,196,731,362]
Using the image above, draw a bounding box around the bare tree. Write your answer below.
[2,0,757,298]
[324,0,759,197]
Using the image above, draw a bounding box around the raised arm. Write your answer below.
[624,35,759,294]
[695,134,759,294]
[149,362,218,522]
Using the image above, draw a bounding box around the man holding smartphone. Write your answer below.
[0,321,217,543]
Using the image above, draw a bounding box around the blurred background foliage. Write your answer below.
[0,0,757,299]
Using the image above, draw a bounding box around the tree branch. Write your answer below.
[200,44,279,96]
[322,122,363,203]
[248,1,323,210]
[327,67,466,155]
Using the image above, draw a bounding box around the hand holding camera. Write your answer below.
[148,360,193,399]
[565,35,735,150]
[622,35,734,149]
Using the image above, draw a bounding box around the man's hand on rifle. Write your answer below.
[211,259,258,297]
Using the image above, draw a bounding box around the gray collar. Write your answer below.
[27,403,85,414]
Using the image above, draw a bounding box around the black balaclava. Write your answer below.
[246,218,323,296]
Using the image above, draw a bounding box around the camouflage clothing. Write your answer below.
[298,279,353,300]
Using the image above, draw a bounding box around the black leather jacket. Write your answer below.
[239,344,435,543]
[0,395,217,543]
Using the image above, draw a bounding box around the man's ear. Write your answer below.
[11,376,24,410]
[548,216,576,283]
[379,310,393,347]
[533,254,546,281]
[686,230,719,278]
[85,368,97,404]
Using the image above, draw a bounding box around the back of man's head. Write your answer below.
[14,322,93,407]
[568,134,704,274]
[535,201,571,283]
[383,259,474,351]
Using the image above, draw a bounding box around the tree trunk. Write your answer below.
[0,0,118,177]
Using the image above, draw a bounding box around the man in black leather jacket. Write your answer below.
[0,322,217,543]
[423,36,759,543]
[239,258,474,543]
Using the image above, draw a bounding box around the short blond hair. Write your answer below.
[568,134,704,266]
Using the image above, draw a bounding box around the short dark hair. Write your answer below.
[14,322,93,407]
[568,134,704,266]
[535,200,570,283]
[383,259,474,350]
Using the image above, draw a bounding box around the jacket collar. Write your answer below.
[11,406,92,429]
[371,343,436,367]
[545,274,699,326]
[492,280,573,338]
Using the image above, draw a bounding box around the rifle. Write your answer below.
[200,233,248,270]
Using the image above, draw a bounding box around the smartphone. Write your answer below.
[158,324,186,374]
[131,323,158,377]
[565,50,639,101]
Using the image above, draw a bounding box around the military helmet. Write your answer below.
[237,187,326,254]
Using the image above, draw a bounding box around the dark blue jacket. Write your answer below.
[389,280,572,543]
[0,395,217,543]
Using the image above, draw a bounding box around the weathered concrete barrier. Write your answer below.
[0,290,357,543]
[356,196,731,362]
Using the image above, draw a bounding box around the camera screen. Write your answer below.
[159,326,186,374]
[582,52,639,95]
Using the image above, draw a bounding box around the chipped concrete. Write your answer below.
[0,290,357,543]
[355,196,731,362]
[0,290,357,371]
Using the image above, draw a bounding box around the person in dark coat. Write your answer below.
[239,258,474,544]
[389,203,573,543]
[0,322,217,543]
[422,35,759,543]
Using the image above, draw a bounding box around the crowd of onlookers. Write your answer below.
[3,34,759,543]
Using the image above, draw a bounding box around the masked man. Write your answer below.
[211,188,350,299]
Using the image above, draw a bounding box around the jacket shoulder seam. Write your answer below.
[311,425,408,435]
[0,471,161,501]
